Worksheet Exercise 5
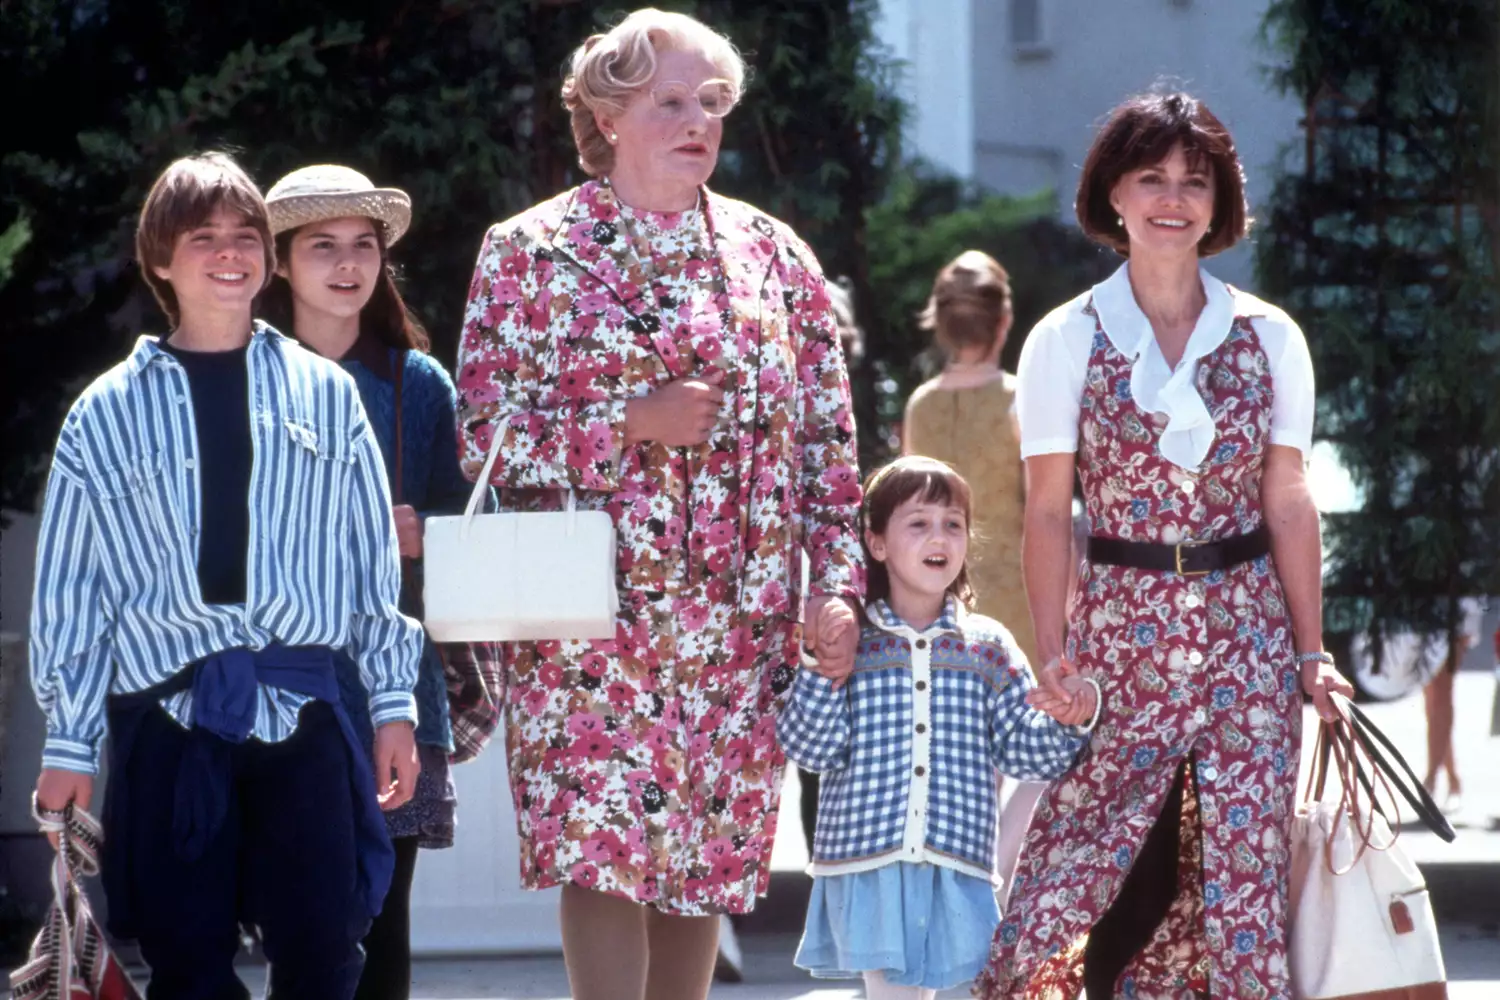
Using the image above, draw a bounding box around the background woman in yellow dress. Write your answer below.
[902,250,1042,908]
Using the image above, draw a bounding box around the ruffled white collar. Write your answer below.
[1091,262,1236,471]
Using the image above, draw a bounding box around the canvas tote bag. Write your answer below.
[1289,692,1454,1000]
[423,411,618,642]
[10,799,143,1000]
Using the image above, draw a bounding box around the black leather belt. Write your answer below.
[1087,525,1271,577]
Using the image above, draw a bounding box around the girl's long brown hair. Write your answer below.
[860,455,975,607]
[259,222,430,352]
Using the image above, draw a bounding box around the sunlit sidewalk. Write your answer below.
[227,924,1500,999]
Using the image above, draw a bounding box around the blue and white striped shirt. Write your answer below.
[30,323,423,775]
[778,598,1094,881]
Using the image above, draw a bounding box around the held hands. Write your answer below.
[803,596,860,688]
[373,721,421,811]
[1301,656,1354,723]
[624,370,726,448]
[1026,655,1099,728]
[392,504,422,558]
[34,769,95,850]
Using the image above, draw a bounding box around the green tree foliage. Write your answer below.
[1256,0,1500,659]
[861,163,1115,453]
[1,0,903,514]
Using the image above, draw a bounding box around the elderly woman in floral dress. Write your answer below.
[453,9,862,1000]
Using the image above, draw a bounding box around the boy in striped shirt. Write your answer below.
[29,153,423,997]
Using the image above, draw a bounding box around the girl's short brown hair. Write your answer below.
[919,250,1012,356]
[861,456,975,607]
[135,153,275,327]
[1075,91,1249,258]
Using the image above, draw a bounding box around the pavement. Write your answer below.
[8,672,1498,997]
[254,671,1500,997]
[226,924,1500,999]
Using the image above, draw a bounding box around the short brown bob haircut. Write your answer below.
[136,153,274,327]
[861,455,975,608]
[1076,91,1249,258]
[920,250,1012,356]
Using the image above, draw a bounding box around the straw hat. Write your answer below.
[265,165,412,245]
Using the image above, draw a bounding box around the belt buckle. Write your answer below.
[1175,540,1210,577]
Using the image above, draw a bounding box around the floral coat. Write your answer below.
[454,180,864,914]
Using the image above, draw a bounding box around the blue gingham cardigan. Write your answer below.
[778,598,1094,881]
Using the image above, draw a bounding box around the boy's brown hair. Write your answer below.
[135,153,274,327]
[860,455,975,607]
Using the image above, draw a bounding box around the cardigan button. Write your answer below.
[915,638,928,650]
[914,765,926,777]
[915,681,927,692]
[915,723,927,734]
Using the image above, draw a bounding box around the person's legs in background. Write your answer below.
[994,778,1045,913]
[1422,665,1462,809]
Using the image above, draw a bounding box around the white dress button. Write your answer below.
[1194,708,1207,725]
[1187,650,1204,666]
[1200,764,1219,782]
[1184,595,1201,609]
[184,458,197,470]
[1182,480,1196,494]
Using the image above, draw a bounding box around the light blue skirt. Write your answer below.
[794,862,1000,991]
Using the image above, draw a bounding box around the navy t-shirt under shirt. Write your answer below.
[161,340,252,605]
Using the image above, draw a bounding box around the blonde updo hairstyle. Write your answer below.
[920,250,1013,357]
[562,8,746,177]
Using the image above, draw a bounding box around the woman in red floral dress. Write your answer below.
[974,92,1353,1000]
[453,10,862,1000]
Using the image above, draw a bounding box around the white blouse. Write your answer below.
[1015,263,1315,470]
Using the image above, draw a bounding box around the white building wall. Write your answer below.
[876,0,976,179]
[891,0,1303,290]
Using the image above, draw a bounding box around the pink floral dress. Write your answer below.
[455,181,863,915]
[976,299,1302,999]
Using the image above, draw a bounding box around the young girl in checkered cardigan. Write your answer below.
[779,456,1101,999]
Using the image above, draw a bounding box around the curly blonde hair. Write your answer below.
[561,8,746,177]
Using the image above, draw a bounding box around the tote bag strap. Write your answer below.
[1338,693,1456,841]
[393,350,407,506]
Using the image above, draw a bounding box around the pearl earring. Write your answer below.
[609,133,619,142]
[1116,216,1124,227]
[1205,223,1213,234]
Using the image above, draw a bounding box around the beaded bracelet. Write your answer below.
[1296,651,1335,666]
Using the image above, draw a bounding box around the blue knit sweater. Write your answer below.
[335,343,478,751]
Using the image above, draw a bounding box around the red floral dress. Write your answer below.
[976,301,1301,999]
[455,181,863,915]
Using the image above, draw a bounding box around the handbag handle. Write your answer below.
[1339,693,1456,842]
[463,408,579,533]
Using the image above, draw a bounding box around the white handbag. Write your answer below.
[423,419,619,642]
[1288,693,1453,1000]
